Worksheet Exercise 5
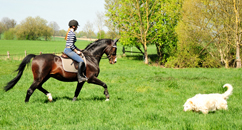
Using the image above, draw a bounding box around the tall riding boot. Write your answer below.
[77,62,88,83]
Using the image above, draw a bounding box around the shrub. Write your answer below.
[3,28,15,40]
[201,55,221,68]
[165,49,200,68]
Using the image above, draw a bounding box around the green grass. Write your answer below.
[0,40,242,129]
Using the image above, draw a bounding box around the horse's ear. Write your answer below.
[113,38,119,45]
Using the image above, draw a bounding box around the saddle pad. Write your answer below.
[60,57,78,73]
[60,54,87,73]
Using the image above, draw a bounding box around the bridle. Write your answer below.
[106,44,117,61]
[81,40,117,60]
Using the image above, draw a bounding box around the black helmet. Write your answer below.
[68,20,79,27]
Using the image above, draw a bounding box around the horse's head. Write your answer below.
[105,38,119,64]
[84,39,119,64]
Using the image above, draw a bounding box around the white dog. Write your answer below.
[183,84,233,114]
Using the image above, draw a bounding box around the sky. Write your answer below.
[0,0,107,32]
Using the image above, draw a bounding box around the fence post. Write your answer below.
[25,50,27,56]
[7,51,10,58]
[122,46,126,56]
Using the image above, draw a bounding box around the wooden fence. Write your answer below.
[122,46,143,55]
[0,51,60,59]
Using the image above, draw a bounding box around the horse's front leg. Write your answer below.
[73,82,85,101]
[87,77,110,101]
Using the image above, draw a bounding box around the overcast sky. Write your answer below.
[0,0,107,32]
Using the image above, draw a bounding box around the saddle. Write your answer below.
[61,52,86,71]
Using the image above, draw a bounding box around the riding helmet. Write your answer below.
[68,20,79,27]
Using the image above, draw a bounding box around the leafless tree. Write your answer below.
[48,21,60,41]
[1,17,17,30]
[95,11,105,39]
[83,21,95,40]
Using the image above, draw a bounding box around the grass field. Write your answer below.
[0,40,242,129]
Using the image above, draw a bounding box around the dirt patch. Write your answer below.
[55,36,97,41]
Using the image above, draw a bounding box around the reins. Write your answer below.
[82,43,117,60]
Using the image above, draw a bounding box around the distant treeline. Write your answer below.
[1,0,242,68]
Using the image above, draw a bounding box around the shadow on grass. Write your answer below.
[123,54,159,62]
[43,96,110,103]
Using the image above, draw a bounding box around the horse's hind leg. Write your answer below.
[37,77,53,102]
[25,81,40,102]
[25,80,51,102]
[25,69,50,102]
[38,86,52,102]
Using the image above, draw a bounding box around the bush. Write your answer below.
[201,55,221,68]
[3,28,15,40]
[165,49,200,68]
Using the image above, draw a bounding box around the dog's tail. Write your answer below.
[222,84,233,99]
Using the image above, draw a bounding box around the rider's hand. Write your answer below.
[76,51,81,54]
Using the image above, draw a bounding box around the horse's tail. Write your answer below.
[4,54,36,91]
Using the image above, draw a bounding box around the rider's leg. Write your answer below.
[77,62,88,83]
[64,48,87,82]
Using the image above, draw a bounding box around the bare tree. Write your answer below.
[83,21,95,40]
[0,22,3,39]
[1,17,17,30]
[104,0,120,39]
[95,11,105,39]
[0,17,16,39]
[49,21,60,41]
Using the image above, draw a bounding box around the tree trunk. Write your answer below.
[122,46,126,56]
[143,43,148,64]
[234,0,241,68]
[225,59,229,68]
[236,41,241,68]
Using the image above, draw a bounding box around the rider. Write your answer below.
[64,19,87,83]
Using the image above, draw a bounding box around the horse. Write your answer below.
[4,39,118,102]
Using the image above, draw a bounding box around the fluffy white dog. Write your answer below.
[183,84,233,114]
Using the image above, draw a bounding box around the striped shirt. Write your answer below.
[65,29,77,50]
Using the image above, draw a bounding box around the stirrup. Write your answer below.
[78,73,88,83]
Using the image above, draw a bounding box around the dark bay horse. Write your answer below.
[4,39,118,102]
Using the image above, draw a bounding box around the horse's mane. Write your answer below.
[84,39,112,51]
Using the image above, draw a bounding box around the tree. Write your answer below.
[106,0,163,64]
[57,29,67,37]
[0,17,17,39]
[48,21,60,41]
[105,30,118,39]
[232,0,242,68]
[151,0,182,63]
[104,0,121,39]
[97,30,106,39]
[1,17,17,31]
[83,21,95,40]
[15,16,53,40]
[172,0,242,68]
[3,28,15,40]
[0,22,3,39]
[95,11,105,39]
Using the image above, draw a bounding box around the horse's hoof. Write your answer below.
[105,99,109,101]
[72,97,77,101]
[47,93,53,102]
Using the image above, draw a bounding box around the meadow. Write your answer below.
[0,39,242,129]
